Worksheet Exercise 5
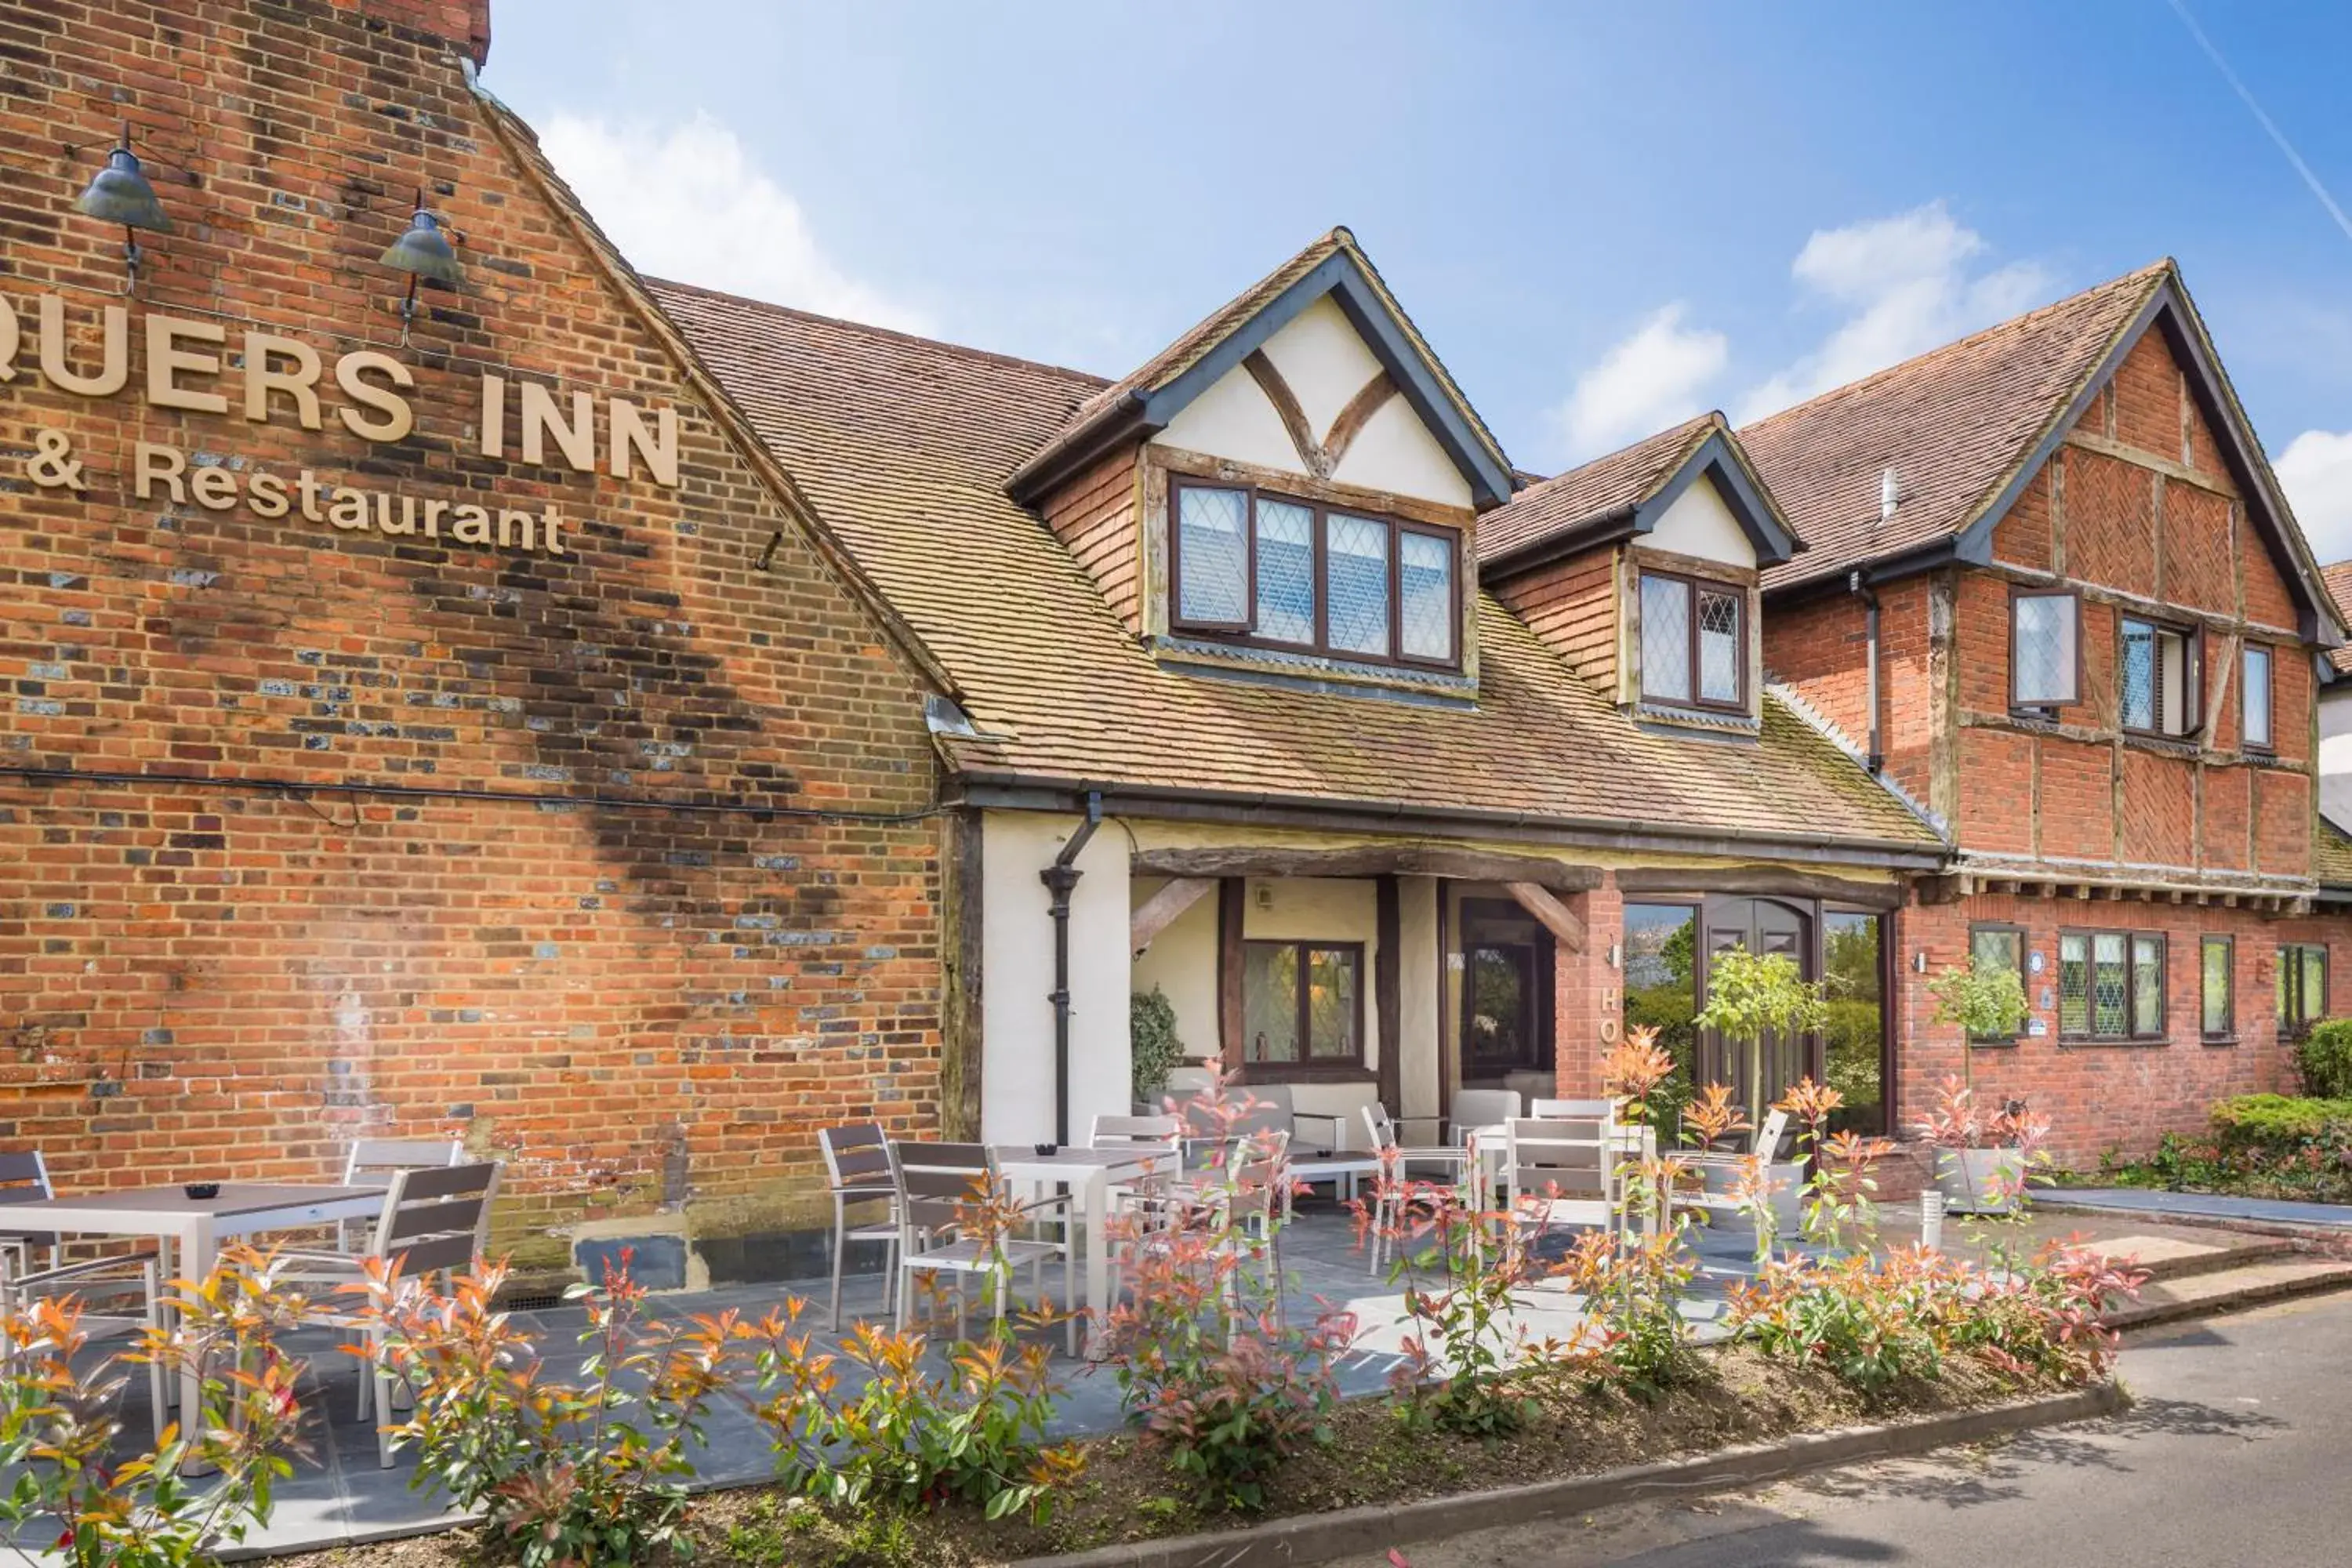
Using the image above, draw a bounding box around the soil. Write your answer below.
[273,1346,2076,1568]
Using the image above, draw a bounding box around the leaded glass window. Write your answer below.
[2244,644,2274,750]
[2120,618,2196,736]
[2012,592,2078,708]
[1641,575,1693,703]
[1969,925,2024,1042]
[1242,941,1362,1066]
[1399,530,1454,661]
[1699,589,1741,702]
[2131,935,2165,1037]
[2279,942,2328,1040]
[1167,480,1457,668]
[1254,499,1315,644]
[2059,934,2089,1036]
[2202,936,2233,1041]
[2062,928,2165,1040]
[1326,514,1391,655]
[1176,485,1248,626]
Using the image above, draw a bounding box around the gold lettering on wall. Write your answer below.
[243,333,324,429]
[333,350,414,443]
[521,380,595,471]
[38,296,129,397]
[610,398,677,487]
[0,295,16,383]
[144,314,227,414]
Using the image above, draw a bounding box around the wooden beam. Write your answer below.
[1216,879,1244,1071]
[1131,877,1214,955]
[939,811,985,1141]
[1375,875,1402,1112]
[1131,844,1603,891]
[1612,864,1910,910]
[1505,881,1586,953]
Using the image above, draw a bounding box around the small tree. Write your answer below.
[1693,947,1828,1127]
[1130,985,1186,1106]
[1927,957,2028,1045]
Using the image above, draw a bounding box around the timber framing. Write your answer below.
[1130,844,1605,891]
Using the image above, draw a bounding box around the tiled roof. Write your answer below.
[1008,227,1512,503]
[1746,263,2170,594]
[1476,413,1718,564]
[2318,814,2352,888]
[2321,561,2352,673]
[652,281,1940,855]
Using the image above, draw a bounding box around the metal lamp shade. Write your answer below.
[75,147,170,233]
[380,209,463,289]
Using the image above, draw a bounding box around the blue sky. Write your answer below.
[481,1,2352,556]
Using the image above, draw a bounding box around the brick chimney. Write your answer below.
[338,0,493,65]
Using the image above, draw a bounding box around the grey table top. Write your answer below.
[8,1182,385,1218]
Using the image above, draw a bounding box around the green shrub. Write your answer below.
[1130,986,1185,1105]
[2208,1093,2352,1152]
[2296,1019,2352,1099]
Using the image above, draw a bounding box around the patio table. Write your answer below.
[0,1182,387,1468]
[991,1145,1158,1359]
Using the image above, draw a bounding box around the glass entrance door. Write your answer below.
[1698,896,1818,1116]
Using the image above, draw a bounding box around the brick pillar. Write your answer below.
[1552,874,1621,1097]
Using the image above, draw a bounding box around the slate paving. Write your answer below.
[2045,1186,2352,1230]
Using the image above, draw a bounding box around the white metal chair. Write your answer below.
[1531,1097,1613,1119]
[338,1138,464,1250]
[1361,1105,1471,1275]
[1112,1130,1290,1318]
[889,1142,1074,1355]
[1502,1111,1621,1239]
[819,1123,900,1330]
[0,1150,59,1279]
[1448,1088,1522,1145]
[275,1160,502,1468]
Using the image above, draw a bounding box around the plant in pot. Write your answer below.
[1690,948,1826,1232]
[1919,958,2036,1214]
[1911,1073,2050,1216]
[1131,985,1185,1112]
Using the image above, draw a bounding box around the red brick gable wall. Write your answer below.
[1763,573,1936,810]
[1,0,942,1269]
[1489,545,1621,698]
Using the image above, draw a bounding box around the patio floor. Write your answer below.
[26,1197,2226,1558]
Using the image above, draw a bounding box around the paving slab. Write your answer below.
[2046,1187,2352,1229]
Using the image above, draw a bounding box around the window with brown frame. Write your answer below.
[2057,928,2165,1042]
[2118,615,2201,739]
[1639,569,1747,711]
[1168,477,1460,669]
[2201,935,2234,1043]
[2278,942,2327,1040]
[1240,940,1363,1068]
[1969,924,2027,1044]
[2011,589,2081,713]
[2242,642,2275,753]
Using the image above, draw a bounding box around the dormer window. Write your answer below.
[1639,569,1745,710]
[1170,477,1460,669]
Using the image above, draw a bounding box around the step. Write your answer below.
[2071,1231,2300,1283]
[2104,1258,2352,1330]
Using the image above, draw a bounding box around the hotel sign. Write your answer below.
[4,292,681,557]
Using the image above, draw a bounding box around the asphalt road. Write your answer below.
[1340,1290,2352,1568]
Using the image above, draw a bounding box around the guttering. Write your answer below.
[1848,569,1884,773]
[1475,504,1639,583]
[956,771,1947,873]
[1039,790,1102,1145]
[1004,392,1152,506]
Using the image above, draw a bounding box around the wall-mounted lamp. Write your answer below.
[1911,950,1929,975]
[72,124,172,293]
[379,189,464,344]
[1606,942,1621,970]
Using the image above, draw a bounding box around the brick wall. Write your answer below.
[1763,573,1936,808]
[1548,876,1622,1098]
[1,0,943,1270]
[1893,893,2347,1164]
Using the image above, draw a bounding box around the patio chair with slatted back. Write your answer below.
[1448,1088,1521,1145]
[275,1160,502,1467]
[1361,1105,1469,1276]
[1530,1098,1613,1120]
[339,1138,463,1250]
[0,1150,58,1280]
[890,1142,1073,1354]
[819,1123,899,1330]
[1503,1110,1619,1239]
[1110,1129,1290,1320]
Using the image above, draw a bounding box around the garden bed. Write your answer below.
[270,1344,2076,1568]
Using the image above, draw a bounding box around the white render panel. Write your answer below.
[981,811,1132,1144]
[1646,471,1755,568]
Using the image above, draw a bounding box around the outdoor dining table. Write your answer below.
[990,1145,1159,1359]
[0,1181,387,1467]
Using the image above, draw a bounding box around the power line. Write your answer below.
[2168,0,2352,249]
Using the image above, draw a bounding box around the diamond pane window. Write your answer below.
[1698,589,1741,703]
[2202,937,2232,1040]
[2059,934,2089,1036]
[2244,644,2274,750]
[1969,926,2024,1041]
[1254,499,1316,644]
[2120,620,2156,730]
[1305,946,1359,1060]
[2131,935,2164,1036]
[1399,531,1454,661]
[2092,933,2128,1036]
[1326,514,1391,656]
[1641,575,1693,703]
[1242,944,1299,1063]
[2013,593,2078,706]
[1176,485,1249,626]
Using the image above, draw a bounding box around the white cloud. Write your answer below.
[1548,303,1729,461]
[538,112,927,332]
[1735,201,2053,423]
[2278,428,2352,563]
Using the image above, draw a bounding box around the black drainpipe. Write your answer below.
[1848,570,1883,773]
[1040,791,1103,1145]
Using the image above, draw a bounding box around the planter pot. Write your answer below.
[1936,1145,2027,1214]
[1697,1157,1805,1232]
